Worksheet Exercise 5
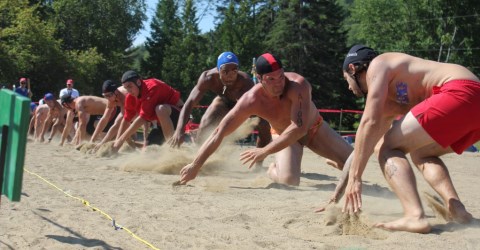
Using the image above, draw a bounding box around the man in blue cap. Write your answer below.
[39,93,68,143]
[169,51,272,154]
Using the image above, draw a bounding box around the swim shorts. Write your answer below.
[411,80,480,154]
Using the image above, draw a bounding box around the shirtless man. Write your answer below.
[32,94,54,142]
[40,93,67,142]
[179,53,353,185]
[89,80,125,145]
[340,45,477,233]
[169,52,271,149]
[112,70,184,151]
[59,94,107,146]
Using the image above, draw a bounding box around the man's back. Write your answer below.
[368,53,480,116]
[75,96,107,115]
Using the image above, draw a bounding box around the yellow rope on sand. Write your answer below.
[24,168,160,250]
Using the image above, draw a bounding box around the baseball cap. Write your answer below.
[121,70,140,83]
[255,53,283,75]
[66,79,74,85]
[44,93,54,101]
[19,77,27,83]
[342,45,378,71]
[102,80,120,93]
[60,93,74,104]
[217,52,239,70]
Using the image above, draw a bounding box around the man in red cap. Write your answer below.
[15,77,32,98]
[178,53,353,186]
[59,79,80,98]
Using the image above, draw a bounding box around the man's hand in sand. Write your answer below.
[343,177,363,214]
[240,148,267,169]
[179,163,200,184]
[168,131,185,148]
[315,196,338,213]
[90,143,103,154]
[112,140,122,153]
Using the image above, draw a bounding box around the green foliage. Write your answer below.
[347,0,480,75]
[3,0,480,133]
[143,0,181,79]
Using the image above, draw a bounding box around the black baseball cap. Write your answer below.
[102,80,119,93]
[60,93,74,104]
[343,45,378,71]
[121,70,140,83]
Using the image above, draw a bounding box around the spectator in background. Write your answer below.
[59,79,80,98]
[15,77,32,98]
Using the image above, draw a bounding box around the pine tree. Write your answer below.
[143,0,181,78]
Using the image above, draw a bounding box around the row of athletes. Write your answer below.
[32,48,480,234]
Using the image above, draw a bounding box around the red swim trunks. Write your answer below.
[411,80,480,154]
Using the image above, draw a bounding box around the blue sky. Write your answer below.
[132,0,215,46]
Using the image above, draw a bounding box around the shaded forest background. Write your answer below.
[2,0,480,130]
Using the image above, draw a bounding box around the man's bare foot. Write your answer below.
[375,216,431,233]
[448,199,473,224]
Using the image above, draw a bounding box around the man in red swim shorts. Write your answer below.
[335,45,479,233]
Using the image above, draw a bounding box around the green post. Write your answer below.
[0,89,30,202]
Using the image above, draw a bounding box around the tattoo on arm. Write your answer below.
[296,94,303,126]
[385,158,398,179]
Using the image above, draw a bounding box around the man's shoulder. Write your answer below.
[236,71,255,86]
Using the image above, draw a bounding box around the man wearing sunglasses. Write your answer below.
[169,52,272,155]
[89,80,126,146]
[59,94,108,146]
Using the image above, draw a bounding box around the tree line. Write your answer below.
[2,0,479,130]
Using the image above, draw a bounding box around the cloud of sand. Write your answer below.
[118,117,260,176]
[323,206,386,239]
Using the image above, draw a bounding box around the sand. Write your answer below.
[1,137,480,249]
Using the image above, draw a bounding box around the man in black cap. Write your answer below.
[335,45,479,233]
[112,70,184,151]
[89,80,125,145]
[178,53,353,187]
[59,94,108,146]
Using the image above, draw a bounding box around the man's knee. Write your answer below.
[155,104,171,118]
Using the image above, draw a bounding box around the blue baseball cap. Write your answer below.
[44,93,54,101]
[217,52,239,70]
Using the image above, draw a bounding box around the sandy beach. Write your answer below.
[1,137,480,249]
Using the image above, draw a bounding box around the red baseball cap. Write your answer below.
[19,77,27,83]
[66,79,74,85]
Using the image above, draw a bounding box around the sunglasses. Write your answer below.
[102,92,115,98]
